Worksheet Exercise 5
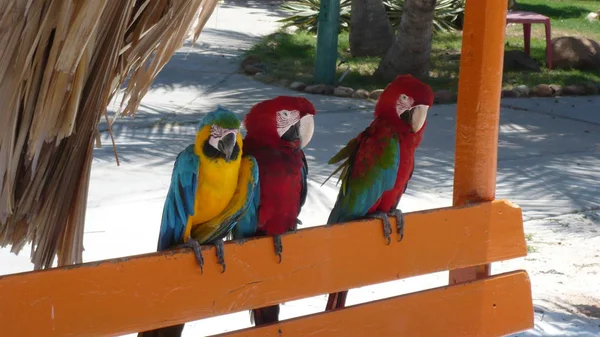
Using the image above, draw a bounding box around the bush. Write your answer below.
[278,0,352,34]
[383,0,465,33]
[278,0,465,34]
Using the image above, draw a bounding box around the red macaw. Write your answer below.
[323,74,433,311]
[231,95,316,325]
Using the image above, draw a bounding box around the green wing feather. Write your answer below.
[322,137,359,195]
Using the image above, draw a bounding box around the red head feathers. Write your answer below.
[244,96,316,149]
[375,74,434,133]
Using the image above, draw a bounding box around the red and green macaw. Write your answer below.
[323,74,433,311]
[139,107,259,337]
[231,96,316,325]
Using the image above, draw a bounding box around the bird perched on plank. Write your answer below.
[231,96,316,325]
[322,74,433,311]
[138,106,259,337]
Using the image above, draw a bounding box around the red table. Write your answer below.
[506,10,553,69]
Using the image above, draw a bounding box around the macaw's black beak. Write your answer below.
[218,133,236,162]
[281,122,301,142]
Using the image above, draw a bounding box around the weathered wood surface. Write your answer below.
[217,271,534,337]
[0,200,525,336]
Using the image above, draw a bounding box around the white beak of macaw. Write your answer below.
[276,110,315,149]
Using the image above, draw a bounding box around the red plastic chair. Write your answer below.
[506,10,553,69]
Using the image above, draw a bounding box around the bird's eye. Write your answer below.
[400,94,408,101]
[283,111,289,117]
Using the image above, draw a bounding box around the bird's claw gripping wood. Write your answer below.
[389,209,405,242]
[214,240,226,273]
[365,211,392,245]
[178,238,205,274]
[274,235,283,263]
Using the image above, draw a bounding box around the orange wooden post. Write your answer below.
[450,0,508,284]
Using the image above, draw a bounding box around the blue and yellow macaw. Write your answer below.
[157,106,259,273]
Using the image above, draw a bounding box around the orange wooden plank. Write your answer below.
[0,200,525,337]
[217,271,534,337]
[450,0,509,284]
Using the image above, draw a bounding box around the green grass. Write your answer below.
[527,244,538,253]
[247,0,600,92]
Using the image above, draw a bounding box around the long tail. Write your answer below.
[326,291,348,311]
[138,324,184,337]
[250,305,280,326]
[325,194,350,311]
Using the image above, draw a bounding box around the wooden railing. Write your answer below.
[0,0,534,336]
[0,200,532,336]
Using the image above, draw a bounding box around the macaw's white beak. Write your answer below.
[299,114,315,149]
[410,104,429,133]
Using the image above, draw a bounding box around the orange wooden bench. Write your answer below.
[0,0,533,336]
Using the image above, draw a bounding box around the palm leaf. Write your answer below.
[278,0,352,34]
[0,0,219,270]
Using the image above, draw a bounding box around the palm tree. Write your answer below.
[349,0,394,57]
[374,0,436,81]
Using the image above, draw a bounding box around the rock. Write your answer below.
[278,79,291,87]
[304,84,335,95]
[514,85,530,97]
[551,36,600,70]
[434,90,457,104]
[549,84,562,96]
[369,89,384,100]
[253,72,267,81]
[562,84,587,96]
[262,74,276,84]
[241,55,261,68]
[501,89,518,98]
[585,83,599,95]
[352,89,370,99]
[585,12,599,22]
[334,86,354,97]
[289,81,307,91]
[532,84,553,97]
[243,64,262,75]
[503,50,541,72]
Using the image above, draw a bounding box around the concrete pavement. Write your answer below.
[100,1,600,222]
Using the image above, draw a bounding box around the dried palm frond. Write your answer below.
[0,0,219,270]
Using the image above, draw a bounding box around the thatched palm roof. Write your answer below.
[0,0,218,269]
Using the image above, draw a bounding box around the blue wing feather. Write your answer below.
[158,145,199,251]
[231,155,261,240]
[327,130,400,224]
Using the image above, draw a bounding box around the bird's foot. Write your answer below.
[214,239,226,273]
[365,211,392,245]
[388,209,405,242]
[273,235,283,264]
[296,218,303,226]
[177,238,204,274]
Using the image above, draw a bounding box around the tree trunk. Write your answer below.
[374,0,436,81]
[349,0,394,57]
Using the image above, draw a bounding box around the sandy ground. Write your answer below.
[1,1,599,336]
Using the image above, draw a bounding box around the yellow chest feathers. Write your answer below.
[189,129,243,225]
